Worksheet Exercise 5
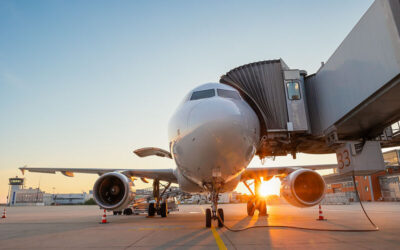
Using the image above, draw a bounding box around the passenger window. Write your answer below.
[286,81,301,100]
[217,89,241,100]
[190,89,215,100]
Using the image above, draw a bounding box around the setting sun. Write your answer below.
[259,176,281,197]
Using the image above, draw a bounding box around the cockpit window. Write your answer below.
[217,89,241,100]
[190,89,215,100]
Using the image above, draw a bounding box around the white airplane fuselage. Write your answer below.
[168,83,260,194]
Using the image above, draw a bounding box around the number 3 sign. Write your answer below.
[336,143,355,174]
[337,149,351,169]
[335,141,385,175]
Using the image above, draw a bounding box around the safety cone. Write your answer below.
[1,208,6,219]
[100,209,107,224]
[316,204,326,221]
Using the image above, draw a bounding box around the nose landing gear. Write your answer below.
[205,191,224,228]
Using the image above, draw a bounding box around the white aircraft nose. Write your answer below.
[177,97,259,183]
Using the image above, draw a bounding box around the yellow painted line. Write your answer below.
[211,225,227,250]
[200,206,227,249]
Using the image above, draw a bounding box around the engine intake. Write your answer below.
[280,169,326,207]
[93,172,135,210]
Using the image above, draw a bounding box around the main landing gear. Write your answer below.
[205,192,224,228]
[147,179,171,218]
[243,178,268,216]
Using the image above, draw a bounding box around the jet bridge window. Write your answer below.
[286,81,301,100]
[190,89,215,100]
[217,89,241,100]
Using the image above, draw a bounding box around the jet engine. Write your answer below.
[93,172,135,210]
[280,169,326,207]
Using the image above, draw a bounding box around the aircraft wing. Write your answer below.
[19,166,177,183]
[240,164,337,181]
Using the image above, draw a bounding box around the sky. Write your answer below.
[0,0,377,203]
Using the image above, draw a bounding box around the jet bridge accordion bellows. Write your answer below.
[220,59,289,131]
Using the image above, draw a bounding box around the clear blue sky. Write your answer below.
[0,0,374,202]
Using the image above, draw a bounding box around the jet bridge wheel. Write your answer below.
[217,208,224,228]
[160,202,168,217]
[205,208,212,228]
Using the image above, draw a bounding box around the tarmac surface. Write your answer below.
[0,202,399,249]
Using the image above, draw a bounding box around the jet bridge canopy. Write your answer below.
[220,60,289,131]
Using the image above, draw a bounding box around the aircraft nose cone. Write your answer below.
[175,98,259,179]
[188,98,245,129]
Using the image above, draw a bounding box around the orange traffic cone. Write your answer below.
[100,209,107,224]
[316,204,326,221]
[1,208,6,219]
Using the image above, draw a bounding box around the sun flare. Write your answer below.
[259,176,281,197]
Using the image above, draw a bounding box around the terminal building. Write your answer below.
[52,192,91,205]
[7,177,45,206]
[7,176,92,206]
[324,149,400,202]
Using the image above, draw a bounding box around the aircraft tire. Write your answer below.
[148,203,156,216]
[205,208,212,228]
[258,200,267,216]
[124,208,133,215]
[247,200,255,216]
[160,202,168,217]
[217,208,224,228]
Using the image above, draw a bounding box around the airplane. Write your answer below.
[18,0,400,228]
[20,82,335,228]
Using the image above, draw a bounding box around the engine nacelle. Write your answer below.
[280,169,326,207]
[93,172,135,210]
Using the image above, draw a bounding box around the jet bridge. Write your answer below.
[306,0,400,142]
[220,0,400,161]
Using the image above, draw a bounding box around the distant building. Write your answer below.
[53,193,91,205]
[43,194,54,206]
[6,176,92,206]
[218,193,232,203]
[14,187,45,206]
[7,177,25,206]
[136,187,153,196]
[324,149,400,202]
[230,191,241,203]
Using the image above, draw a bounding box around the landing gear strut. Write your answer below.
[147,179,170,218]
[205,191,224,228]
[244,178,268,216]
